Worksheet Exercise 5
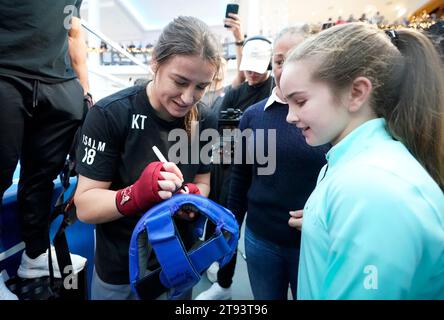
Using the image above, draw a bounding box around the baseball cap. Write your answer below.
[239,37,272,74]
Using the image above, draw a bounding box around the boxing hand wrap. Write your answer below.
[116,161,164,216]
[184,183,201,195]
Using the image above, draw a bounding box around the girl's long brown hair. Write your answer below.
[286,23,444,190]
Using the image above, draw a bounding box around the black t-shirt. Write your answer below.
[76,85,217,284]
[0,0,82,82]
[218,76,274,114]
[211,77,275,204]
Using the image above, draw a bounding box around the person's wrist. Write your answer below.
[84,92,94,108]
[115,161,164,216]
[185,183,201,195]
[116,185,138,216]
[235,39,244,46]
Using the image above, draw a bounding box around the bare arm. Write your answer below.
[74,175,120,224]
[68,16,89,94]
[224,13,245,87]
[74,162,186,224]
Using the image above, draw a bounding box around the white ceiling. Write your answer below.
[241,0,430,36]
[80,0,430,44]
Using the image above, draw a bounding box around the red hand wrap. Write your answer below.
[115,161,164,216]
[184,183,201,195]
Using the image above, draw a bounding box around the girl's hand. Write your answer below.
[289,210,303,231]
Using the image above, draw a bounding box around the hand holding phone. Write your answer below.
[224,3,239,28]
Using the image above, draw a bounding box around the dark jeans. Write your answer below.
[245,226,299,300]
[0,76,84,258]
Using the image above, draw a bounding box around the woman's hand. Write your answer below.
[175,183,201,221]
[116,161,183,216]
[157,162,184,199]
[176,208,199,221]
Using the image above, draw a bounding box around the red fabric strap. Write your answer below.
[116,162,164,216]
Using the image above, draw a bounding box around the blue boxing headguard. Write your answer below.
[129,194,239,299]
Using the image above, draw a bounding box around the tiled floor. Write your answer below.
[159,218,293,300]
[192,221,254,300]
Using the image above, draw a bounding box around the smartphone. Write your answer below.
[224,3,239,28]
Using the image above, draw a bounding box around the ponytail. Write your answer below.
[286,23,444,189]
[388,29,444,190]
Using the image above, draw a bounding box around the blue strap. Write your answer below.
[129,194,239,299]
[146,209,200,297]
[188,232,232,272]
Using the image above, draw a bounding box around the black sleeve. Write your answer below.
[227,110,253,224]
[74,0,82,18]
[218,86,237,114]
[75,105,124,181]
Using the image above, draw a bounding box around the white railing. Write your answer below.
[81,19,153,100]
[81,19,150,71]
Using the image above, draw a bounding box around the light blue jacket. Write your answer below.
[297,118,444,299]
